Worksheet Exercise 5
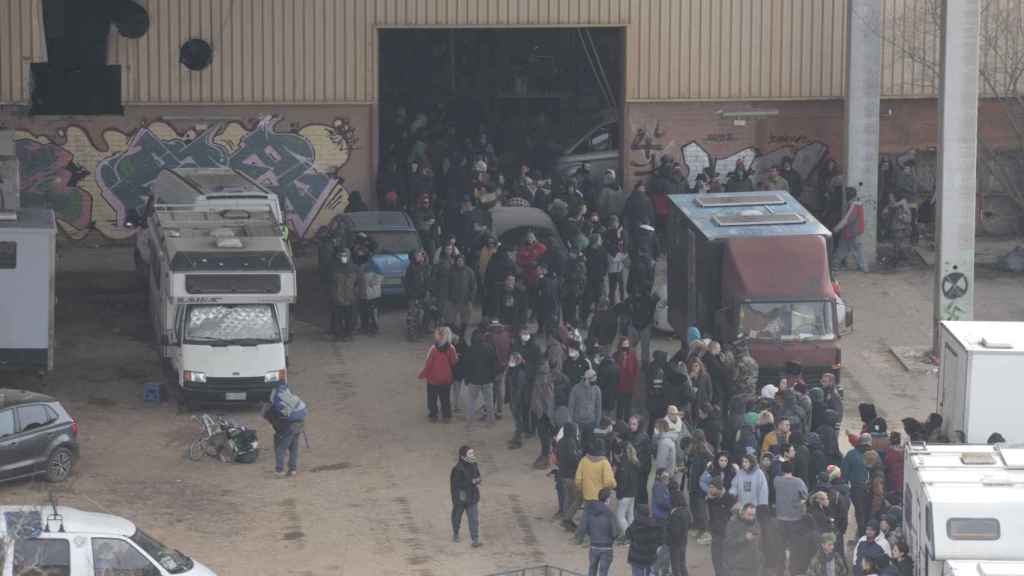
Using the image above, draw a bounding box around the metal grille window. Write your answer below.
[947,518,1000,541]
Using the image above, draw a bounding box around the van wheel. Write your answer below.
[45,447,74,482]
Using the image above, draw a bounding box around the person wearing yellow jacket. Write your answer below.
[575,438,617,533]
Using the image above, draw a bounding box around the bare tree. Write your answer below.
[877,0,1024,232]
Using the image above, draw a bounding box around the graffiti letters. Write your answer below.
[629,121,675,178]
[16,115,358,238]
[767,133,810,145]
[705,133,737,143]
[679,140,829,189]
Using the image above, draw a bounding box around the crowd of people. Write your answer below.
[318,105,915,575]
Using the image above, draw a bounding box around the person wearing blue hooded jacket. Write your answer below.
[265,381,307,476]
[576,488,620,576]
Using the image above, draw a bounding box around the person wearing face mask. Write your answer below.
[564,340,590,385]
[450,445,483,547]
[330,249,358,340]
[419,327,459,422]
[495,273,528,330]
[593,346,619,418]
[517,231,548,289]
[535,264,562,337]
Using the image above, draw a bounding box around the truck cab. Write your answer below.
[904,443,1024,576]
[667,191,851,385]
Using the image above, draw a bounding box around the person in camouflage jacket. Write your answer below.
[561,244,588,328]
[732,339,759,396]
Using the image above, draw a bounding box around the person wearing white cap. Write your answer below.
[568,368,603,435]
[596,169,627,220]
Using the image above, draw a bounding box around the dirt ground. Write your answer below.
[2,245,1023,576]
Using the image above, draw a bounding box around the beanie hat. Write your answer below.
[859,433,873,446]
[709,477,724,491]
[826,464,841,482]
[820,532,837,545]
[686,326,702,344]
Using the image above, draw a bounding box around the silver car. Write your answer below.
[555,117,620,185]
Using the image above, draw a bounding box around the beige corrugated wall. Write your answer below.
[2,0,1010,105]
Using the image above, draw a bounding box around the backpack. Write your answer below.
[272,385,308,422]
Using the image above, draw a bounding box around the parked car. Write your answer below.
[0,505,217,575]
[318,211,423,297]
[0,389,78,484]
[554,112,620,185]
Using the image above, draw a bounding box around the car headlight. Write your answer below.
[265,369,287,383]
[184,371,206,383]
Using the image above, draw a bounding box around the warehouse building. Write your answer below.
[0,0,1019,240]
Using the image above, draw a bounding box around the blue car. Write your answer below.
[319,211,422,297]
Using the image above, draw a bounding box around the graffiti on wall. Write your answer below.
[15,115,358,239]
[680,140,830,188]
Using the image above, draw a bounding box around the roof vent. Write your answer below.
[712,212,806,227]
[980,338,1013,350]
[696,193,786,208]
[962,452,997,465]
[215,237,244,249]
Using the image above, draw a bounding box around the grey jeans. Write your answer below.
[466,383,495,426]
[589,547,614,576]
[274,422,303,473]
[452,501,480,543]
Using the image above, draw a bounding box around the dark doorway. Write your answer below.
[378,27,624,187]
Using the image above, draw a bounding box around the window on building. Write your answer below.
[91,538,161,576]
[13,538,70,576]
[0,241,15,269]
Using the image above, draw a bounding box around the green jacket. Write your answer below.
[805,549,850,576]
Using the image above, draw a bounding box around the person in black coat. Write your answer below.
[626,504,663,573]
[588,299,619,355]
[582,235,610,328]
[496,274,529,331]
[534,265,561,336]
[668,489,692,576]
[484,249,517,318]
[450,445,483,546]
[706,479,738,576]
[464,330,498,426]
[595,348,620,416]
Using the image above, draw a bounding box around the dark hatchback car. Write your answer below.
[0,389,79,483]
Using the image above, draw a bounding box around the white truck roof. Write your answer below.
[907,443,1024,561]
[0,506,135,537]
[941,321,1024,354]
[945,560,1024,576]
[149,205,292,272]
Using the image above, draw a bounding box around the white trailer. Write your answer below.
[937,321,1024,444]
[0,209,55,371]
[904,443,1024,576]
[944,560,1024,576]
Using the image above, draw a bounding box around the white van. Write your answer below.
[0,506,216,575]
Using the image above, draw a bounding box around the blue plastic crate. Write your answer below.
[143,382,162,403]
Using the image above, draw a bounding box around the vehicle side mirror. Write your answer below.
[838,304,854,335]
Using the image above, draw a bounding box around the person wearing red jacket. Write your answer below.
[883,432,904,497]
[615,338,641,421]
[419,326,459,422]
[516,232,548,289]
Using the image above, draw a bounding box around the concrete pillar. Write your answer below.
[843,0,882,271]
[934,0,980,351]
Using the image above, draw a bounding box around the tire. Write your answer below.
[45,447,74,482]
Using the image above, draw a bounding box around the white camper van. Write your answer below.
[904,443,1024,576]
[133,172,295,405]
[937,321,1024,443]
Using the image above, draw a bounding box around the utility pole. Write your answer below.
[933,0,980,354]
[843,0,882,272]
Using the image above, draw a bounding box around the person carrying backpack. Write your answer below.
[264,381,308,476]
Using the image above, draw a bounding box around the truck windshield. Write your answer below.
[130,529,194,574]
[184,304,281,345]
[739,301,836,341]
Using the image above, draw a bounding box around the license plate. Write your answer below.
[225,392,247,401]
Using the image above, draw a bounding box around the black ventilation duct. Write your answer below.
[31,0,147,115]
